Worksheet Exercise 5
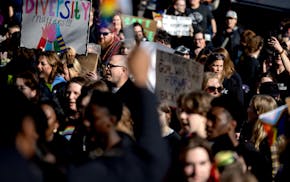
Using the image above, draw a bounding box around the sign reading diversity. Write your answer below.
[21,0,91,54]
[162,14,192,36]
[155,50,204,106]
[121,14,157,41]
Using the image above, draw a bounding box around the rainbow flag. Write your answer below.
[99,0,118,28]
[259,105,288,145]
[59,125,75,141]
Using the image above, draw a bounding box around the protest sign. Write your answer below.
[140,41,175,92]
[21,0,91,54]
[121,14,157,41]
[77,53,99,74]
[162,14,192,36]
[155,50,204,106]
[87,43,101,54]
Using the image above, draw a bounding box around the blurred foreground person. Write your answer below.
[0,86,46,181]
[68,47,170,182]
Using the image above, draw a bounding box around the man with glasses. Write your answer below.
[193,31,213,62]
[103,54,139,124]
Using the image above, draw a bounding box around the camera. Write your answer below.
[174,45,190,56]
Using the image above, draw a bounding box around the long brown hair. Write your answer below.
[213,47,235,79]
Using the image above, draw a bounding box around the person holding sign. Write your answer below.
[166,0,188,16]
[165,0,193,49]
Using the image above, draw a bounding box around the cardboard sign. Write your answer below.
[87,43,101,54]
[77,53,99,74]
[121,14,157,41]
[21,0,91,54]
[155,50,204,106]
[140,41,175,92]
[162,14,192,36]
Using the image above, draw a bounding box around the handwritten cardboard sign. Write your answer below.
[121,14,157,41]
[155,50,204,106]
[21,0,91,54]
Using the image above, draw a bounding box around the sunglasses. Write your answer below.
[206,86,223,93]
[99,32,111,36]
[211,53,225,60]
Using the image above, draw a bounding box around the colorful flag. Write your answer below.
[259,104,288,145]
[99,0,118,27]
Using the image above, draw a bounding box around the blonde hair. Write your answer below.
[249,95,277,149]
[39,51,60,84]
[202,72,222,90]
[67,58,82,79]
[60,47,82,79]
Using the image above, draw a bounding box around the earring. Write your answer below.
[53,128,58,133]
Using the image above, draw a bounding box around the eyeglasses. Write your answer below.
[99,32,111,36]
[105,63,124,69]
[206,86,223,93]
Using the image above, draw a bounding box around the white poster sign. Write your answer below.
[21,0,91,54]
[162,14,192,36]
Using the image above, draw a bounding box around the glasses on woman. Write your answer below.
[206,86,223,93]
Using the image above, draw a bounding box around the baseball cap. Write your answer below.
[226,10,238,19]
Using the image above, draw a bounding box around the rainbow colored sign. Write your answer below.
[21,0,91,54]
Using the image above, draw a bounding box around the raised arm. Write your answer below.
[270,36,290,73]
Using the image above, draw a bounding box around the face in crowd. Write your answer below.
[66,82,83,112]
[104,55,128,87]
[99,27,114,48]
[206,106,233,140]
[204,77,223,97]
[15,78,37,100]
[112,14,122,31]
[183,146,213,182]
[133,24,145,41]
[40,103,59,142]
[37,55,53,82]
[226,17,237,30]
[174,0,186,13]
[194,32,206,49]
[180,135,213,182]
[209,55,224,76]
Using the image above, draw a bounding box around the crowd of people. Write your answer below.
[1,0,290,181]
